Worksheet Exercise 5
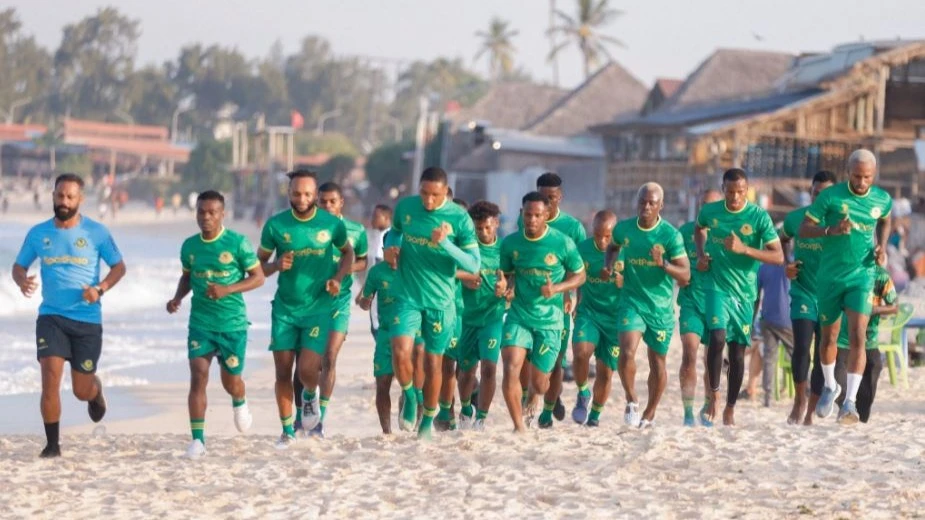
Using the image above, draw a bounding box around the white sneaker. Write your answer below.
[233,402,253,433]
[458,412,474,430]
[275,433,296,450]
[624,403,641,427]
[523,404,537,428]
[302,397,321,431]
[185,439,206,459]
[472,418,486,432]
[639,419,655,430]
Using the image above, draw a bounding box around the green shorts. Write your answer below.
[458,321,504,372]
[502,320,561,374]
[617,305,673,356]
[573,313,619,371]
[790,285,819,322]
[444,310,465,361]
[705,288,754,346]
[269,311,329,355]
[188,328,248,376]
[391,301,456,355]
[373,327,394,377]
[679,304,706,339]
[331,296,352,335]
[817,274,874,326]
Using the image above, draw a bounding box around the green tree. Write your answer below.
[318,154,356,183]
[474,17,519,82]
[366,141,414,192]
[183,137,233,192]
[391,58,486,129]
[125,65,177,126]
[293,131,358,157]
[548,0,626,79]
[0,8,53,123]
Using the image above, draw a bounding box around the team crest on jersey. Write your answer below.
[740,224,753,236]
[405,214,412,224]
[512,250,519,261]
[219,252,233,264]
[712,218,719,227]
[800,304,808,314]
[382,281,389,289]
[841,203,850,214]
[42,237,52,249]
[317,230,331,243]
[583,261,590,271]
[282,232,291,243]
[188,254,195,265]
[225,355,240,369]
[623,237,630,246]
[81,359,94,371]
[544,253,556,266]
[871,207,882,219]
[615,260,624,272]
[75,237,88,248]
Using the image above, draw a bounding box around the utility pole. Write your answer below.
[411,96,430,194]
[549,0,560,86]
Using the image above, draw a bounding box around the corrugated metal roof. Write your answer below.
[489,130,604,158]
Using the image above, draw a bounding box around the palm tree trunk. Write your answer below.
[581,39,591,79]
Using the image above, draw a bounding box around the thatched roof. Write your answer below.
[450,82,568,131]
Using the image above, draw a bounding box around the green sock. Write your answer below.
[683,398,695,421]
[281,415,295,437]
[402,383,417,425]
[437,400,453,421]
[476,409,488,420]
[461,399,474,418]
[190,419,205,443]
[419,407,436,438]
[295,407,303,424]
[521,387,529,406]
[577,382,591,397]
[319,396,330,421]
[539,399,555,423]
[588,402,603,422]
[232,397,246,408]
[414,387,424,404]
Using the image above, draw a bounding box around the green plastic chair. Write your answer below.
[877,302,914,389]
[774,343,795,401]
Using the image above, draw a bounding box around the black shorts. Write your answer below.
[36,315,103,374]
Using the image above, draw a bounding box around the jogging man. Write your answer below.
[436,197,469,431]
[12,173,127,458]
[166,190,265,458]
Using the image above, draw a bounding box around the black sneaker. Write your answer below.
[88,380,107,423]
[40,444,61,458]
[553,396,566,421]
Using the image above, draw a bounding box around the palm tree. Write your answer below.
[547,0,626,79]
[474,17,519,82]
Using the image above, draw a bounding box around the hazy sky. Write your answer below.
[8,0,925,88]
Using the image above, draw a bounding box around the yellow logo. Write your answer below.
[610,346,620,358]
[393,316,401,325]
[317,230,331,243]
[544,253,556,266]
[743,324,751,335]
[433,322,443,334]
[538,343,551,356]
[190,340,199,348]
[75,237,88,248]
[583,261,590,271]
[800,304,808,314]
[81,359,94,371]
[841,203,850,214]
[656,330,667,342]
[449,338,458,349]
[820,314,828,323]
[712,218,719,227]
[512,250,519,261]
[382,281,389,289]
[622,318,629,325]
[871,207,882,219]
[225,355,240,369]
[188,254,195,265]
[405,214,412,224]
[282,232,291,243]
[711,316,719,325]
[740,224,753,236]
[42,237,52,248]
[504,332,513,340]
[577,330,585,338]
[623,237,630,246]
[615,260,624,272]
[309,326,320,338]
[219,252,233,264]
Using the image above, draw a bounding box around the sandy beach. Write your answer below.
[2,201,925,518]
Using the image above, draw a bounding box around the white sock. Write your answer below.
[845,373,863,403]
[821,363,836,390]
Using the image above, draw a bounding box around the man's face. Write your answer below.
[196,199,224,234]
[53,181,83,222]
[723,179,748,212]
[419,180,447,211]
[474,216,499,244]
[593,220,615,248]
[637,189,663,221]
[289,177,317,214]
[318,190,343,217]
[372,209,391,230]
[538,186,562,216]
[810,181,834,202]
[522,201,548,235]
[848,162,876,195]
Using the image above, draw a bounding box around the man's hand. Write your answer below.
[355,293,372,311]
[206,282,230,300]
[277,251,294,272]
[541,273,556,299]
[829,217,852,236]
[463,277,481,290]
[494,269,507,297]
[431,222,451,244]
[81,284,101,304]
[325,278,341,297]
[724,232,746,254]
[600,265,613,279]
[384,247,400,270]
[504,287,515,303]
[696,254,712,272]
[650,246,664,267]
[17,274,38,297]
[874,245,887,267]
[166,298,182,314]
[785,261,802,280]
[563,292,573,314]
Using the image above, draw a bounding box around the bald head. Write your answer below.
[590,210,616,249]
[702,189,722,205]
[592,210,617,229]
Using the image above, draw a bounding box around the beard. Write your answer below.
[54,204,79,222]
[290,200,315,214]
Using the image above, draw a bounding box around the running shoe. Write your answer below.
[815,383,841,419]
[275,433,296,450]
[88,378,107,423]
[553,396,566,421]
[308,422,325,438]
[185,439,206,459]
[572,393,591,425]
[301,396,322,430]
[836,400,860,425]
[39,444,61,458]
[233,403,253,433]
[624,402,641,427]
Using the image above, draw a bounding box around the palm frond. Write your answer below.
[597,34,627,49]
[546,40,572,62]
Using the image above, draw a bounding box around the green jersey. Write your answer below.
[517,208,587,245]
[696,200,779,301]
[391,196,478,310]
[575,238,623,329]
[780,206,823,296]
[837,266,896,350]
[677,221,706,309]
[806,182,892,283]
[260,208,348,318]
[462,238,505,327]
[180,228,260,332]
[612,217,686,324]
[332,216,368,299]
[500,227,584,330]
[362,261,399,328]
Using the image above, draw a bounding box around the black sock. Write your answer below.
[44,422,60,447]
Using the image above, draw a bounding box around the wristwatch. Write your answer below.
[94,285,105,296]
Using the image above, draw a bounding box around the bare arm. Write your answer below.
[780,235,793,262]
[694,224,708,260]
[662,255,690,286]
[728,234,784,265]
[872,303,898,317]
[456,269,481,284]
[334,242,355,283]
[258,248,281,277]
[222,266,265,295]
[166,271,191,313]
[11,263,38,297]
[99,261,127,293]
[353,256,368,273]
[551,270,587,295]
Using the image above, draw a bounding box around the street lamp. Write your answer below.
[316,108,342,135]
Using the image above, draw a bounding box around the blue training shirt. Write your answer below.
[14,216,123,324]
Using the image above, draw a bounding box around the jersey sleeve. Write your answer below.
[611,221,624,248]
[882,193,894,220]
[180,239,191,273]
[14,228,38,269]
[454,211,478,250]
[667,228,686,260]
[780,211,796,240]
[259,220,276,252]
[563,237,584,273]
[332,219,348,249]
[391,199,405,233]
[695,205,710,229]
[499,237,514,273]
[757,210,780,245]
[96,226,123,266]
[805,189,829,224]
[573,220,588,243]
[362,265,380,298]
[238,235,260,271]
[355,228,369,258]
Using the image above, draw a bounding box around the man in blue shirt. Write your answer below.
[747,262,794,407]
[12,173,127,458]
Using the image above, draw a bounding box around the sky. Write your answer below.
[8,0,925,89]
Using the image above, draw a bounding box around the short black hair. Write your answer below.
[318,181,343,196]
[54,173,84,190]
[453,197,468,209]
[446,186,454,197]
[812,170,837,185]
[722,168,748,184]
[522,191,550,206]
[536,172,562,188]
[420,166,448,185]
[469,200,501,222]
[374,204,392,215]
[287,169,317,182]
[197,190,225,205]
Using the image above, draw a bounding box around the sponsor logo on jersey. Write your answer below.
[75,237,88,248]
